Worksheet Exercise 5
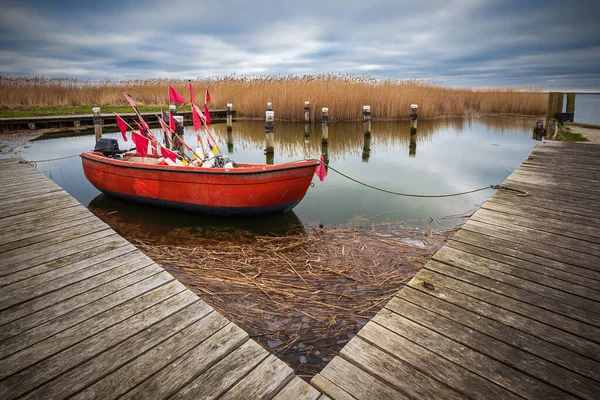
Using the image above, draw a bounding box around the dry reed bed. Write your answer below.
[105,219,455,379]
[0,75,546,121]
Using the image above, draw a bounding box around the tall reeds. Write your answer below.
[0,75,546,120]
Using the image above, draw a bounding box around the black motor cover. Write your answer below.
[94,138,120,156]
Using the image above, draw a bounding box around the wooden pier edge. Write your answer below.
[312,140,600,399]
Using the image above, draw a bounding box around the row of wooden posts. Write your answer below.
[92,102,421,161]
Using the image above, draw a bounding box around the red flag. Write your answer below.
[115,115,128,142]
[192,104,202,131]
[169,86,186,104]
[161,146,177,162]
[205,87,210,103]
[169,112,177,132]
[315,154,327,181]
[133,120,146,137]
[123,93,137,109]
[132,132,149,157]
[189,81,195,104]
[204,104,211,126]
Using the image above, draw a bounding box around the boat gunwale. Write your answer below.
[80,152,319,176]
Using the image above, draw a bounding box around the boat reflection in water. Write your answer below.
[88,192,306,242]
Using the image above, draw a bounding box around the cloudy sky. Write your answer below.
[0,0,599,90]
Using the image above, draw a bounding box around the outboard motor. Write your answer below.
[94,138,123,157]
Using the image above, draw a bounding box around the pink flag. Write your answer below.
[205,87,211,103]
[132,132,149,157]
[189,81,195,104]
[192,104,201,131]
[315,154,327,181]
[169,86,186,104]
[133,120,147,137]
[158,116,170,133]
[161,146,177,162]
[115,115,128,142]
[204,104,211,126]
[123,93,137,109]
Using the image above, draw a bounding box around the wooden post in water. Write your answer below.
[533,120,545,140]
[362,133,371,163]
[304,101,310,122]
[226,103,233,132]
[92,107,102,141]
[267,102,273,111]
[321,108,329,144]
[227,131,234,154]
[556,92,564,116]
[546,92,559,122]
[410,104,418,134]
[409,131,417,157]
[566,93,576,122]
[363,105,371,136]
[170,105,183,153]
[265,110,275,164]
[73,120,81,132]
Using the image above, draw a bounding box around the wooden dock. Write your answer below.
[312,140,600,399]
[0,158,321,399]
[0,110,232,131]
[2,140,600,399]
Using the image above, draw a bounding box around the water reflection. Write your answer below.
[24,116,537,235]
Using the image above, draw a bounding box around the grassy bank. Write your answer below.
[0,75,546,121]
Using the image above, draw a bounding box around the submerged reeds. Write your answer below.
[0,74,546,120]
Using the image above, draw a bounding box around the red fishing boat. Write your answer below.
[81,149,319,216]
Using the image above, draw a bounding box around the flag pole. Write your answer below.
[156,115,202,161]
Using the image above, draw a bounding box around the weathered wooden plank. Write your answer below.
[220,354,295,400]
[0,215,99,252]
[319,356,411,400]
[491,188,600,216]
[481,201,600,230]
[0,229,118,274]
[508,171,600,198]
[0,273,180,370]
[119,322,248,400]
[2,290,199,400]
[0,180,64,199]
[340,337,466,400]
[520,163,600,181]
[0,239,133,290]
[415,268,600,357]
[386,297,600,399]
[425,260,600,329]
[451,228,600,275]
[0,260,157,338]
[373,308,573,399]
[0,217,107,254]
[0,203,87,229]
[504,178,600,208]
[398,286,600,382]
[172,339,270,400]
[0,209,93,241]
[448,230,600,289]
[72,312,231,400]
[0,196,80,218]
[356,321,521,400]
[273,377,322,400]
[0,187,67,208]
[311,374,356,400]
[469,211,600,259]
[19,298,211,400]
[434,246,600,310]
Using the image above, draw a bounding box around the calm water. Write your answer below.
[574,93,600,125]
[20,117,538,235]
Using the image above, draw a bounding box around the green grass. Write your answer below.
[557,126,588,142]
[0,106,166,118]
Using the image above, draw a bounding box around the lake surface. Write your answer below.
[574,93,600,125]
[20,117,538,236]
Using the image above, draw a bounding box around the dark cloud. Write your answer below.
[0,0,598,90]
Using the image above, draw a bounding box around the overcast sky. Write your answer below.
[0,0,599,90]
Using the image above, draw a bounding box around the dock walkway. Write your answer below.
[312,140,600,399]
[0,157,320,399]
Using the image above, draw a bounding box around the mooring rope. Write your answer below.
[324,163,529,197]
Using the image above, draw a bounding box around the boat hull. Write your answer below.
[81,152,318,216]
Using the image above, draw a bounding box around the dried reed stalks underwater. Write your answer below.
[0,74,546,121]
[92,209,459,379]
